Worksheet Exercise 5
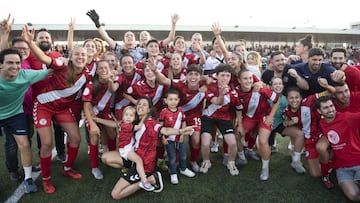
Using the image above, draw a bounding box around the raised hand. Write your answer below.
[69,17,75,30]
[86,9,101,28]
[317,77,329,88]
[21,24,35,43]
[0,14,14,35]
[171,13,180,25]
[211,22,221,36]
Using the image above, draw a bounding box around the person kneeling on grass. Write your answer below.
[99,97,194,200]
[316,96,360,201]
[94,106,154,191]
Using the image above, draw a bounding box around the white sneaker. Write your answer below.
[245,149,260,161]
[199,160,212,174]
[227,161,239,176]
[235,156,248,166]
[291,161,306,174]
[210,142,219,153]
[92,168,104,180]
[180,168,195,177]
[191,162,200,173]
[259,168,269,181]
[170,174,178,185]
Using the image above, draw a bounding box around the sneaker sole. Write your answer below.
[153,172,163,193]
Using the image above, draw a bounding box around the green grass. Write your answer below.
[0,134,352,203]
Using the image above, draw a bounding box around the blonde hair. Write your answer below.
[122,106,136,121]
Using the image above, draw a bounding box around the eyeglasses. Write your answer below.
[13,47,30,51]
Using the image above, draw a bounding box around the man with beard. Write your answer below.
[316,96,360,201]
[330,48,360,92]
[293,48,345,98]
[261,51,309,95]
[27,28,66,163]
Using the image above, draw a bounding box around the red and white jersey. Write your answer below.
[202,81,242,120]
[28,51,63,98]
[283,106,303,129]
[236,87,279,120]
[159,107,185,142]
[133,118,161,173]
[168,53,200,68]
[161,67,187,80]
[113,70,143,111]
[171,79,205,120]
[135,58,170,72]
[82,81,112,118]
[118,122,135,149]
[300,94,321,139]
[36,57,91,110]
[333,91,360,113]
[320,112,360,169]
[127,80,165,114]
[87,59,98,77]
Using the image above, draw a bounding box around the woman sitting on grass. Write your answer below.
[100,97,194,200]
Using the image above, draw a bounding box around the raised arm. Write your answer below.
[67,17,75,52]
[210,84,228,105]
[161,14,179,47]
[148,57,171,86]
[160,125,194,136]
[318,78,336,95]
[22,25,52,66]
[133,115,147,131]
[287,68,309,90]
[86,10,116,50]
[93,116,119,128]
[0,14,14,51]
[211,22,230,63]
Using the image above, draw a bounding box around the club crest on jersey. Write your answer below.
[327,130,340,144]
[83,87,90,96]
[39,118,47,126]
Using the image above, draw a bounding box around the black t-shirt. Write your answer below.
[261,64,298,95]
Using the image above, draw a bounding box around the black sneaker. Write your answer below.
[57,154,66,163]
[9,171,23,182]
[153,171,163,193]
[32,165,41,172]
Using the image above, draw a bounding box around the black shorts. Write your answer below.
[200,116,234,135]
[123,163,153,184]
[0,113,28,136]
[270,123,286,137]
[122,157,133,169]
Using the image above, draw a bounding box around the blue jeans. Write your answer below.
[165,141,187,175]
[4,114,34,172]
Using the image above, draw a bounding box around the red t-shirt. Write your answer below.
[127,79,165,114]
[35,57,91,110]
[236,87,279,120]
[333,91,360,113]
[203,81,242,120]
[113,70,143,110]
[171,79,205,122]
[300,94,322,139]
[344,65,360,92]
[133,118,161,173]
[159,107,185,142]
[320,112,360,169]
[82,81,112,118]
[118,123,134,149]
[28,51,63,98]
